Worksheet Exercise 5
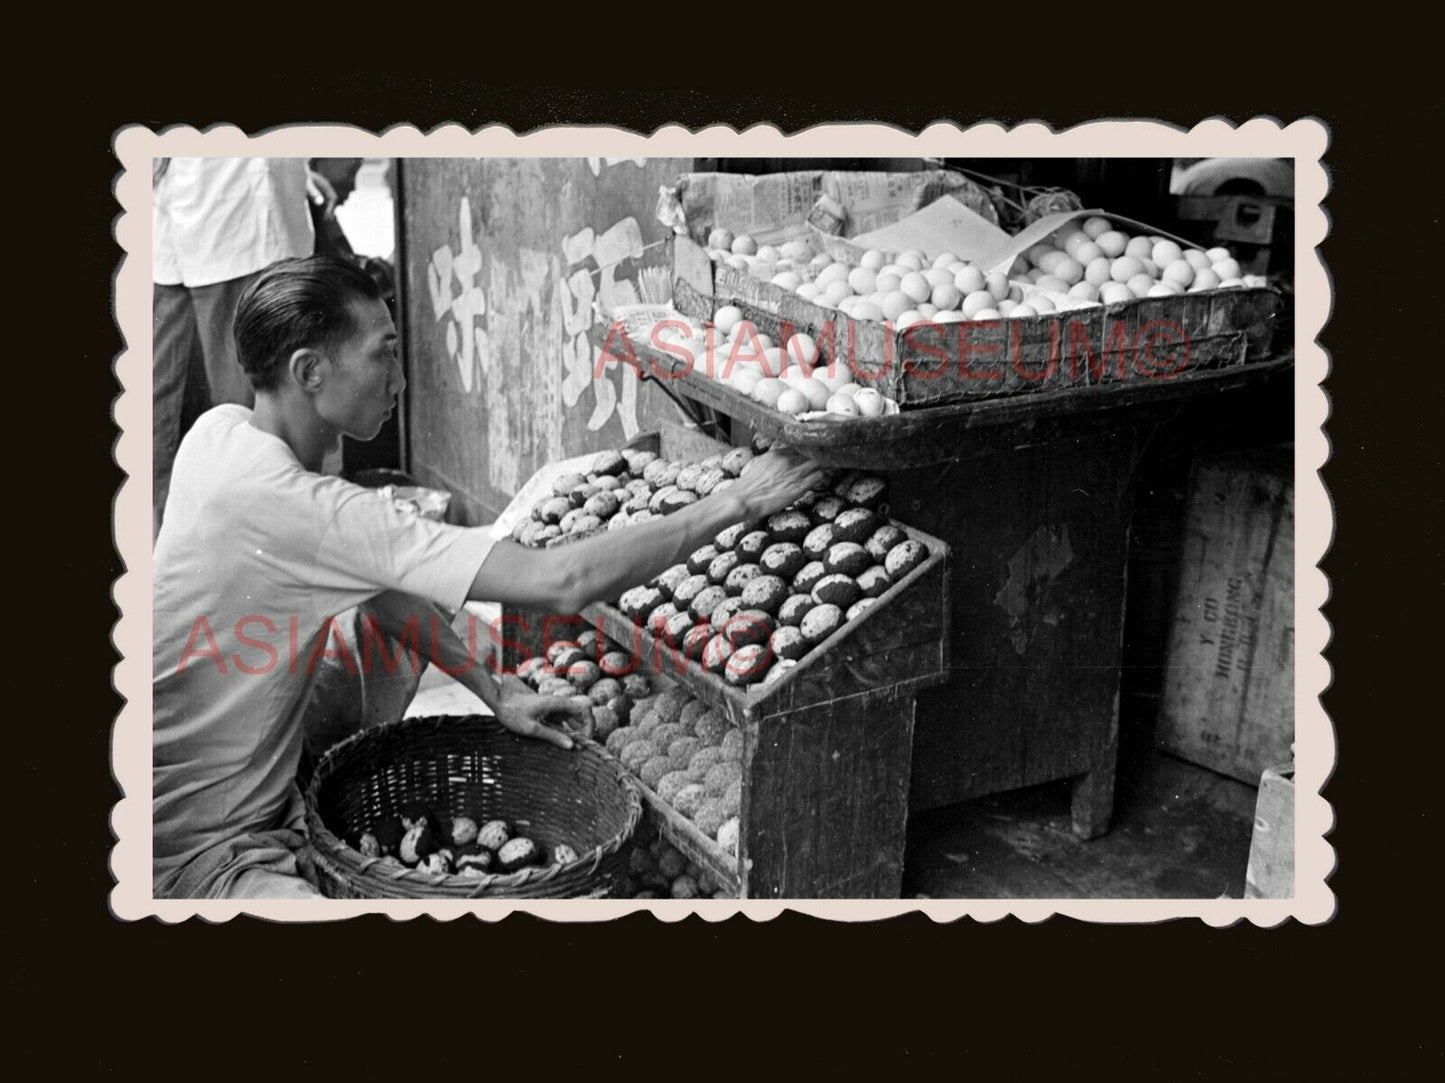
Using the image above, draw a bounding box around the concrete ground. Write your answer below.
[903,751,1257,899]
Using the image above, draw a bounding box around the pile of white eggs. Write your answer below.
[701,220,1264,329]
[1014,216,1265,304]
[655,304,892,420]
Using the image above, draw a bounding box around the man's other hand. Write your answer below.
[495,676,590,751]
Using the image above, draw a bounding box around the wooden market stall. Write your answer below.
[397,159,1293,897]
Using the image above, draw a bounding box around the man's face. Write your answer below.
[314,298,403,442]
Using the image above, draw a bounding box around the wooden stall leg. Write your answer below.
[1070,730,1119,840]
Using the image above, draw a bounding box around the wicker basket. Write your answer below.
[304,714,642,898]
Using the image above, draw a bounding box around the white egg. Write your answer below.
[1184,249,1212,270]
[848,267,879,295]
[953,266,987,295]
[961,290,996,319]
[853,388,886,417]
[1205,246,1232,263]
[1010,303,1039,319]
[1152,240,1183,267]
[775,388,808,416]
[934,310,967,323]
[1162,260,1195,288]
[972,308,1002,320]
[859,249,886,271]
[786,333,819,369]
[916,303,939,318]
[899,272,932,304]
[1095,231,1128,258]
[1213,258,1243,281]
[771,271,801,291]
[1188,267,1222,291]
[985,272,1010,302]
[826,393,860,417]
[1083,216,1113,239]
[714,306,743,335]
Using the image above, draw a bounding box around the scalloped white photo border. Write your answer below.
[111,119,1332,924]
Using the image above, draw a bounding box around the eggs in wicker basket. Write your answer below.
[351,810,581,880]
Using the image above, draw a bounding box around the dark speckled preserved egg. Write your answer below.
[708,595,748,629]
[792,562,827,596]
[740,575,788,615]
[687,544,720,575]
[690,585,730,622]
[654,564,691,599]
[591,450,627,477]
[707,549,741,585]
[831,507,879,544]
[824,541,872,578]
[865,524,907,563]
[682,624,714,662]
[856,565,893,598]
[714,522,748,551]
[770,624,809,661]
[672,574,710,610]
[884,539,929,581]
[760,542,806,580]
[663,610,696,646]
[702,634,734,674]
[736,531,772,560]
[646,603,680,639]
[722,608,774,649]
[810,495,848,524]
[811,573,862,609]
[724,563,764,594]
[844,475,888,511]
[800,603,843,645]
[765,511,811,544]
[802,523,836,561]
[777,593,815,627]
[725,643,772,686]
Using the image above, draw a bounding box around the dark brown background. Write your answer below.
[24,58,1426,1075]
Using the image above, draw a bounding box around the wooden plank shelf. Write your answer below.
[581,520,950,727]
[594,324,1294,469]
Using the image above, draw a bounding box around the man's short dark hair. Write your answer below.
[234,256,383,392]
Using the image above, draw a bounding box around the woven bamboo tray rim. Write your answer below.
[304,713,643,899]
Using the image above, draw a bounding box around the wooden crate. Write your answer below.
[1156,447,1294,784]
[585,520,950,898]
[674,233,1285,407]
[1245,763,1294,899]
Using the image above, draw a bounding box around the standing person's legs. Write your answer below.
[153,282,201,542]
[190,270,265,409]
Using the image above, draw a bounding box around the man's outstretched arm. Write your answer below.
[468,447,825,614]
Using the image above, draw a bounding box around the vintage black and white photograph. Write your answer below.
[113,123,1329,917]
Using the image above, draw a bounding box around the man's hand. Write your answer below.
[728,447,827,521]
[494,676,591,751]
